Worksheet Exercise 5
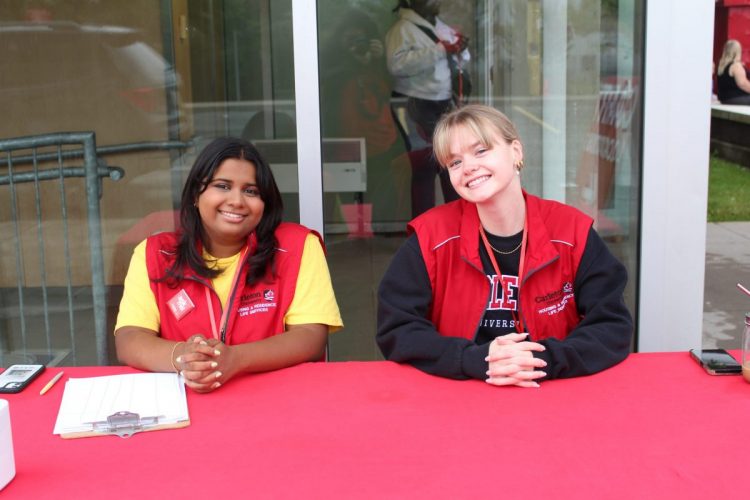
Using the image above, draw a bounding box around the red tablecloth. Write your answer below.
[1,352,748,499]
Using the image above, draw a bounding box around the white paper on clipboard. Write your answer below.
[53,373,189,436]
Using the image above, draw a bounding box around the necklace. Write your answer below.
[480,219,528,335]
[487,240,522,255]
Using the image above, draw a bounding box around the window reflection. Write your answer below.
[318,0,643,360]
[0,0,644,364]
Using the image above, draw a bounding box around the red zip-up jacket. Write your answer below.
[377,192,632,380]
[146,223,313,344]
[410,193,589,342]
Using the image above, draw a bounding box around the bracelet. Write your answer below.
[170,342,185,373]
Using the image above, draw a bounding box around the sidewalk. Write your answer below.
[703,221,750,349]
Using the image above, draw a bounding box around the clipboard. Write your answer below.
[53,373,190,439]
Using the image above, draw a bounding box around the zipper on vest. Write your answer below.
[517,255,558,336]
[220,251,251,343]
[220,291,235,343]
[184,275,225,341]
[461,255,492,342]
[520,255,558,288]
[464,252,559,338]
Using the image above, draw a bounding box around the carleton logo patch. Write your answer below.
[237,288,278,317]
[534,282,575,316]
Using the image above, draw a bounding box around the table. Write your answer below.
[2,352,748,498]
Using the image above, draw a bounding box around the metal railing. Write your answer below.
[0,132,122,365]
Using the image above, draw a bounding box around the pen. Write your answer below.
[738,283,750,298]
[39,371,64,396]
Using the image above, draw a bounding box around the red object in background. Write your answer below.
[23,8,53,21]
[116,210,180,246]
[119,87,161,113]
[715,1,750,65]
[340,203,374,239]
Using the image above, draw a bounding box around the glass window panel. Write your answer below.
[0,0,643,365]
[318,0,644,361]
[0,0,299,365]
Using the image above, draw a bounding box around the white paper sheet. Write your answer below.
[53,373,189,435]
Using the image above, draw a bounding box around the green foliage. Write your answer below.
[708,156,750,222]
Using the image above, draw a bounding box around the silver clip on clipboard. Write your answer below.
[88,411,164,438]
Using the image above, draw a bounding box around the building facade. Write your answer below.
[0,0,713,365]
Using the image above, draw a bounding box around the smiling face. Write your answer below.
[444,124,523,206]
[196,157,265,257]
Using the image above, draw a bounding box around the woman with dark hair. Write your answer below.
[115,137,342,393]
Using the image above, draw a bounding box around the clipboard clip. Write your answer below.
[89,411,163,438]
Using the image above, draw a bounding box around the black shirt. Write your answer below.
[476,230,523,343]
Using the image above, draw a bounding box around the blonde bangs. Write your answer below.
[433,105,520,168]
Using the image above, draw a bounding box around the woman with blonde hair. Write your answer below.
[717,39,750,104]
[377,104,632,387]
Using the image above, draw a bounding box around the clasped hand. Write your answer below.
[174,335,236,393]
[485,333,547,388]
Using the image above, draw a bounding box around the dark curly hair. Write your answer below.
[163,137,283,286]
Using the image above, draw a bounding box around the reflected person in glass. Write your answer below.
[115,137,342,392]
[377,105,633,386]
[386,0,470,217]
[320,8,408,224]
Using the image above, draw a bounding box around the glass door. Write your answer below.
[0,0,644,364]
[175,0,301,219]
[0,0,303,364]
[316,0,644,361]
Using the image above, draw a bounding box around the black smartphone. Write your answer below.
[0,364,46,393]
[689,348,742,375]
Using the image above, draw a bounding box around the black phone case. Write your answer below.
[0,366,46,393]
[689,349,742,375]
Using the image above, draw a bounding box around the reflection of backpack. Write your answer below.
[412,23,471,105]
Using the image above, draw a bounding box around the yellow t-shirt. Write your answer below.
[115,234,343,334]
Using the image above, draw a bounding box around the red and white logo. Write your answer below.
[167,289,195,320]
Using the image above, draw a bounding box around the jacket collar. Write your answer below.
[195,231,257,260]
[176,231,257,283]
[458,191,559,272]
[522,191,559,275]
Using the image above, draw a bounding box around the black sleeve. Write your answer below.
[376,234,489,380]
[535,227,633,379]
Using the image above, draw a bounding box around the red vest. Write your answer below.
[145,223,314,345]
[408,193,592,342]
